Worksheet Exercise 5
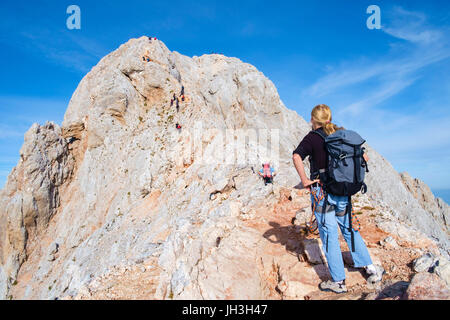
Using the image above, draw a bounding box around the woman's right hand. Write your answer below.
[363,153,369,162]
[302,179,320,190]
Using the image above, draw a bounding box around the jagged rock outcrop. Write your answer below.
[400,172,449,229]
[0,122,74,297]
[0,37,448,300]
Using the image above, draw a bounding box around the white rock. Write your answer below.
[434,257,450,286]
[379,236,398,249]
[413,253,438,273]
[0,36,448,300]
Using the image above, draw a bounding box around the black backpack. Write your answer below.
[311,129,369,196]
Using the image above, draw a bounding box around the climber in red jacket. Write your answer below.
[258,163,276,185]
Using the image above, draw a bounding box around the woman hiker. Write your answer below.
[292,104,385,294]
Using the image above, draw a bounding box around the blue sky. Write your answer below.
[0,1,449,201]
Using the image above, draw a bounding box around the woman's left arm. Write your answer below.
[363,153,369,162]
[293,153,319,189]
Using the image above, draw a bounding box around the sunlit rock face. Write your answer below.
[0,37,448,300]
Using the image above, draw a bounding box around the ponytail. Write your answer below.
[323,122,341,136]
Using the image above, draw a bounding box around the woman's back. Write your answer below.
[293,127,327,175]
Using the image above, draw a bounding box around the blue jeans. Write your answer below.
[311,185,373,282]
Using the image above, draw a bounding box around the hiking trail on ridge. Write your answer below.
[0,37,449,300]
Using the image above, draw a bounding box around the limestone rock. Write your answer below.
[0,36,448,300]
[294,206,312,227]
[406,272,450,300]
[412,253,438,273]
[277,280,316,299]
[0,122,74,298]
[47,243,59,262]
[379,236,398,249]
[434,257,450,286]
[400,172,450,230]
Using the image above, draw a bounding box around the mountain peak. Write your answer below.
[0,37,448,300]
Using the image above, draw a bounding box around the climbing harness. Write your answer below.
[351,206,361,232]
[307,184,362,251]
[306,184,324,234]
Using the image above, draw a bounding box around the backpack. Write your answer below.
[312,129,369,196]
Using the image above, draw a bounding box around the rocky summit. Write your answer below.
[0,37,449,300]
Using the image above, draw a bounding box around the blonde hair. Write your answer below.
[311,104,343,136]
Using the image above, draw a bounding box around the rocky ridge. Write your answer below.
[0,37,448,300]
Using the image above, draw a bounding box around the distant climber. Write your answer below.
[292,104,384,294]
[142,50,152,62]
[179,95,190,104]
[176,99,180,112]
[180,86,185,97]
[176,123,182,131]
[258,163,276,185]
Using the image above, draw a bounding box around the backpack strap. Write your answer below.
[311,129,327,140]
[347,196,356,252]
[353,146,361,183]
[361,147,370,173]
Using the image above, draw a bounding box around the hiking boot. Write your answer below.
[319,280,347,294]
[365,264,385,284]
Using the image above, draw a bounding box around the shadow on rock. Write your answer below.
[363,281,409,300]
[263,221,330,281]
[263,221,304,256]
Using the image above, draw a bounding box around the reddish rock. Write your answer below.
[406,272,450,300]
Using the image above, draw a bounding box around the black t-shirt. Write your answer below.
[293,127,327,173]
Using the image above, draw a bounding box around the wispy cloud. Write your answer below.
[298,6,450,190]
[0,5,107,74]
[302,6,450,115]
[364,110,450,190]
[17,30,107,73]
[339,76,418,116]
[383,6,444,45]
[0,124,26,139]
